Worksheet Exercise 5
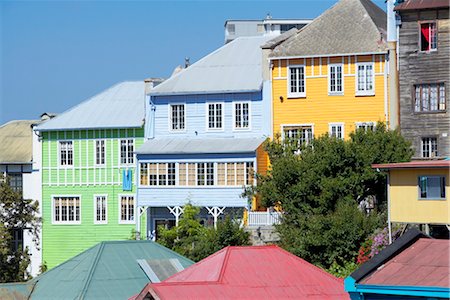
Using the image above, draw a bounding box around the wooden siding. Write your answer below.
[41,128,146,269]
[149,92,269,138]
[271,55,388,139]
[397,9,450,157]
[389,168,449,224]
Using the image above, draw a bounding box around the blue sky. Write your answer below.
[0,0,386,124]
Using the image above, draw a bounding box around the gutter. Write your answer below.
[149,88,262,97]
[269,51,388,61]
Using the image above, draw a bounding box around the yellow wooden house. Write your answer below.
[265,0,392,141]
[373,160,450,239]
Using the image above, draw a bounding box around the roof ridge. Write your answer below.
[0,119,38,129]
[275,246,345,284]
[78,241,105,299]
[217,246,232,283]
[355,0,387,35]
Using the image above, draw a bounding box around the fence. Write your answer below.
[247,209,282,226]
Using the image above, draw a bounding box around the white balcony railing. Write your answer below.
[248,209,282,226]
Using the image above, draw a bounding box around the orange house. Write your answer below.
[266,0,392,141]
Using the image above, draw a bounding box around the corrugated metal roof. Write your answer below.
[395,0,449,11]
[373,160,450,169]
[0,240,193,300]
[35,81,145,131]
[270,0,387,58]
[0,120,37,164]
[136,137,266,155]
[361,238,450,287]
[135,245,349,300]
[149,36,272,96]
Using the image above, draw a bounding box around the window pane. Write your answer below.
[236,162,245,185]
[168,163,176,186]
[227,163,235,185]
[188,163,196,186]
[217,163,226,185]
[140,163,148,185]
[197,163,205,186]
[179,163,187,186]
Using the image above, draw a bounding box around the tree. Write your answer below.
[0,177,40,282]
[254,123,412,271]
[158,204,249,262]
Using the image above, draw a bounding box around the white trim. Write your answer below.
[280,123,315,141]
[118,194,136,225]
[93,194,108,225]
[58,140,74,168]
[355,122,377,132]
[168,103,187,133]
[355,62,375,96]
[269,51,388,61]
[94,139,107,167]
[232,101,252,131]
[287,65,306,98]
[118,137,135,166]
[51,195,81,225]
[328,122,345,140]
[328,63,344,95]
[205,102,225,132]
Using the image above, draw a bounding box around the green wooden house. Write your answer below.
[34,81,149,269]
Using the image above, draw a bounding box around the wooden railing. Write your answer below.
[247,209,282,226]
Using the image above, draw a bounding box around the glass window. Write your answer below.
[95,140,106,165]
[59,141,73,166]
[420,22,437,51]
[419,176,445,199]
[94,195,107,224]
[234,102,250,129]
[414,83,446,112]
[53,196,80,224]
[329,124,344,139]
[283,126,313,146]
[8,173,22,194]
[120,139,134,165]
[329,64,343,94]
[288,66,305,97]
[120,195,135,223]
[170,104,185,131]
[356,63,374,95]
[207,103,223,130]
[356,122,376,132]
[421,137,438,158]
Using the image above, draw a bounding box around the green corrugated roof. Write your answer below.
[0,240,193,300]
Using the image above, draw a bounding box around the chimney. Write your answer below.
[184,57,190,68]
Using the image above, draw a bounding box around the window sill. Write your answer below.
[413,110,447,115]
[287,93,306,99]
[94,222,108,225]
[119,221,136,225]
[355,92,375,97]
[418,198,446,201]
[328,92,344,96]
[52,222,81,225]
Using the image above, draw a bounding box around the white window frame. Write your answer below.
[118,194,136,224]
[94,194,108,224]
[232,101,251,131]
[355,122,376,132]
[421,137,438,158]
[328,63,344,95]
[95,139,106,166]
[281,124,314,145]
[52,195,81,225]
[329,123,345,139]
[355,63,375,96]
[287,65,306,98]
[58,140,74,168]
[419,21,437,52]
[205,102,225,131]
[168,103,186,132]
[119,138,135,166]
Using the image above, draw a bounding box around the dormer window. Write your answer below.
[420,22,437,52]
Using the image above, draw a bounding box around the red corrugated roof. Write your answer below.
[395,0,449,11]
[361,238,450,287]
[372,160,450,170]
[135,245,349,300]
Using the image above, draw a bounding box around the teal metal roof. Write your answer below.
[0,240,193,300]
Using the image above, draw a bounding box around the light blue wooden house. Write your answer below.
[135,36,273,238]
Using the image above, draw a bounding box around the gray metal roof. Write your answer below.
[0,120,37,164]
[35,81,145,131]
[136,137,266,155]
[270,0,387,58]
[149,36,272,96]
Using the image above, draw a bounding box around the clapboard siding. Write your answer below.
[149,91,268,138]
[398,9,450,157]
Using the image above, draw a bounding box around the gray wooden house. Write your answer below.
[395,0,449,158]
